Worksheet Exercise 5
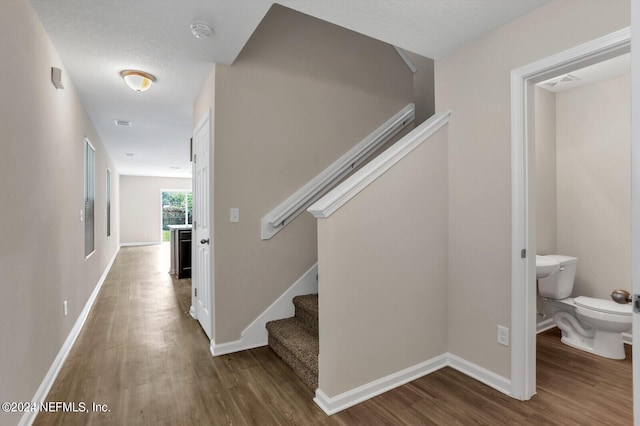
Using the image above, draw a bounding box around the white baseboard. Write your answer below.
[446,352,512,396]
[120,241,162,247]
[314,351,511,416]
[623,332,632,345]
[314,353,449,415]
[210,263,318,356]
[536,318,556,334]
[19,247,120,426]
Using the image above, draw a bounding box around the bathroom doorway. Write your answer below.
[533,53,631,330]
[510,28,632,404]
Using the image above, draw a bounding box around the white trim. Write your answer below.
[623,332,633,346]
[19,247,120,426]
[510,27,631,401]
[393,46,418,74]
[262,104,415,239]
[210,264,318,356]
[120,241,162,247]
[446,353,512,396]
[308,110,451,219]
[314,352,511,416]
[536,319,556,334]
[314,353,449,415]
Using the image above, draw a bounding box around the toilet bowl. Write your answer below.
[538,255,632,360]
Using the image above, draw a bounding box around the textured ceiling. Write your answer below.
[28,0,547,178]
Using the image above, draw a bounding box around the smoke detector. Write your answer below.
[191,21,214,39]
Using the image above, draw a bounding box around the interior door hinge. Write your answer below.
[521,249,527,259]
[195,288,198,297]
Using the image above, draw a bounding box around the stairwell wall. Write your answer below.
[193,5,414,343]
[435,0,630,379]
[316,125,449,397]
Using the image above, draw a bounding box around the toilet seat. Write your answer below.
[574,296,632,316]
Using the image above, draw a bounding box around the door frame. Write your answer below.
[510,27,631,400]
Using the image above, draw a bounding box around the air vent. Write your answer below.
[542,73,580,89]
[125,153,134,157]
[114,120,132,127]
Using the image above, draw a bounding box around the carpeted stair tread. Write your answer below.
[293,294,318,334]
[266,317,318,390]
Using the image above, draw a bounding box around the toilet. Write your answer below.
[537,255,632,360]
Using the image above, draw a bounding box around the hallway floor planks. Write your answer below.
[34,244,632,425]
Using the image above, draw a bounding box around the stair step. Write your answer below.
[293,294,318,334]
[266,317,318,390]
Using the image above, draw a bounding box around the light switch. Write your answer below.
[80,209,84,222]
[230,208,240,223]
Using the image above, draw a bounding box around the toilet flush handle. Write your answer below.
[611,289,631,304]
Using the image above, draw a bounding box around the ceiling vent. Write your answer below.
[114,120,132,127]
[541,73,580,89]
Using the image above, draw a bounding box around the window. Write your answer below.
[84,139,95,257]
[106,168,111,238]
[161,190,192,242]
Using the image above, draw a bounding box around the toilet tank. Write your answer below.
[538,255,578,299]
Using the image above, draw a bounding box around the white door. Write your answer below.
[192,111,212,340]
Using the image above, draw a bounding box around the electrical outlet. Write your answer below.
[497,325,509,346]
[63,300,68,317]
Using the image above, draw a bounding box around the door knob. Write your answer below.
[200,239,210,244]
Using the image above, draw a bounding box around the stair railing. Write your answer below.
[308,110,451,218]
[261,103,415,240]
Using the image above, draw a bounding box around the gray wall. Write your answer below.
[120,175,192,245]
[194,4,414,343]
[406,51,436,124]
[317,126,449,397]
[0,2,119,423]
[535,87,558,256]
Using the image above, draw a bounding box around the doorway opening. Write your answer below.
[510,28,631,400]
[161,190,193,242]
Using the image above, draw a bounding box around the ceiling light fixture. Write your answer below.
[120,70,156,92]
[190,21,214,39]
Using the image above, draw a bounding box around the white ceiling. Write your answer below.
[28,0,547,178]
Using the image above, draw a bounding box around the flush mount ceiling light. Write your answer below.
[120,70,156,92]
[190,21,214,39]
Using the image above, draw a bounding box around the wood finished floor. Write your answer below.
[34,244,632,425]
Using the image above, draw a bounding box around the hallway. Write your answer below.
[34,245,632,425]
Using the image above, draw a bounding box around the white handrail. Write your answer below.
[308,110,451,219]
[261,103,415,240]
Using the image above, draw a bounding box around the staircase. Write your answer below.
[266,294,319,390]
